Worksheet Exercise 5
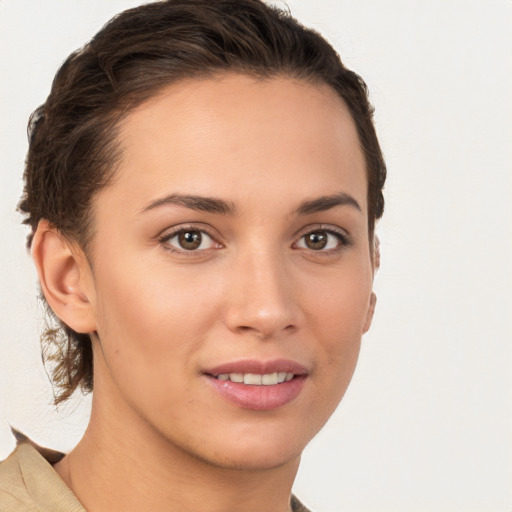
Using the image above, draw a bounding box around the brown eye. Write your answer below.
[162,228,218,252]
[304,232,328,250]
[178,230,202,250]
[296,229,347,252]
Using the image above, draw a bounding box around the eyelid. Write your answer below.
[293,224,352,251]
[158,223,223,254]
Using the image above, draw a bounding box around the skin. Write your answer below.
[33,75,376,512]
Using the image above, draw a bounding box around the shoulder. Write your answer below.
[0,444,34,511]
[291,494,315,512]
[0,443,84,512]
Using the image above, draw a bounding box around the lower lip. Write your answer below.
[205,375,307,411]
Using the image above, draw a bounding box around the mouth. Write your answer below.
[204,359,308,410]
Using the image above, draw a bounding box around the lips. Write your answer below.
[204,359,308,411]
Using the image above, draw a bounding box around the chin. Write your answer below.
[176,420,316,472]
[196,442,303,472]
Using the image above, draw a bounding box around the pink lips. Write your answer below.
[204,359,308,411]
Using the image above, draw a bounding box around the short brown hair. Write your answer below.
[18,0,386,404]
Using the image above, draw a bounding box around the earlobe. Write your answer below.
[363,292,377,334]
[31,220,96,334]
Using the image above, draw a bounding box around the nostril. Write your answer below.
[235,323,297,338]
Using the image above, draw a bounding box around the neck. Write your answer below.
[54,381,300,512]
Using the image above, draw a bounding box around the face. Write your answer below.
[84,75,375,470]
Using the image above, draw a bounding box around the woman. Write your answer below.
[0,1,385,510]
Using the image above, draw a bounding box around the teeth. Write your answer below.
[215,372,295,385]
[261,372,278,385]
[244,373,262,385]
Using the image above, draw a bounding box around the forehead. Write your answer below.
[104,74,367,214]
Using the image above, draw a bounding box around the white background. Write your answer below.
[0,1,511,511]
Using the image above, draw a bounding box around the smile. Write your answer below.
[204,359,308,410]
[215,372,295,385]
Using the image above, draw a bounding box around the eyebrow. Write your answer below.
[141,194,238,216]
[295,192,362,215]
[141,191,361,217]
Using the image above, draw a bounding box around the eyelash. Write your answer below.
[293,225,352,255]
[158,224,351,255]
[158,225,221,254]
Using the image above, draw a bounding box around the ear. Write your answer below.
[363,291,377,334]
[363,235,380,334]
[31,220,97,334]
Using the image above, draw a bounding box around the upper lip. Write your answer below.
[204,359,309,376]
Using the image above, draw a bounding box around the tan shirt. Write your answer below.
[0,443,311,512]
[0,444,84,511]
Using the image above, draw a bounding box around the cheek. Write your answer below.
[304,263,372,383]
[306,261,373,336]
[92,258,223,373]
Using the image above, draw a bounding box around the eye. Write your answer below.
[160,228,220,252]
[295,228,349,252]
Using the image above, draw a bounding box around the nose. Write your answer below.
[223,248,302,340]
